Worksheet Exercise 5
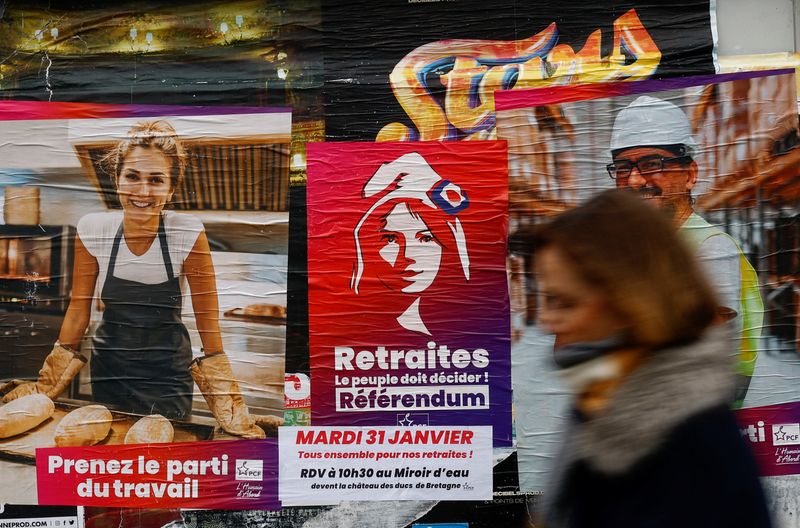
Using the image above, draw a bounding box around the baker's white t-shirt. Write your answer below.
[77,211,204,289]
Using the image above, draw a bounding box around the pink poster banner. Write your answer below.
[736,401,800,477]
[36,439,279,510]
[306,141,512,446]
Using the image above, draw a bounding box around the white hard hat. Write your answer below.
[610,95,698,157]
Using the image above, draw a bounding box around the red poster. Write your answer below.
[306,141,511,446]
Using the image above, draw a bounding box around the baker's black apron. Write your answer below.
[91,215,193,419]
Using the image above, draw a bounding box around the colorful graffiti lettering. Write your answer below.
[377,9,661,142]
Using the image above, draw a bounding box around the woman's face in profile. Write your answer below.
[377,202,443,294]
[536,245,627,347]
[117,146,174,223]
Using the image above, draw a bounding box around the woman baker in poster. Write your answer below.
[3,120,263,438]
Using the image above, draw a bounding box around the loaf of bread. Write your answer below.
[0,394,54,438]
[124,414,174,444]
[54,405,112,446]
[242,304,286,319]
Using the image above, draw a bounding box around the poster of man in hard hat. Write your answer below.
[493,69,800,491]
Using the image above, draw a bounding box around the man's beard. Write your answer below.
[659,198,679,222]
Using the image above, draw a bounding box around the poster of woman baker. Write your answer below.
[0,103,291,497]
[306,141,512,446]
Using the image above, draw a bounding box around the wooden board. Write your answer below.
[0,402,214,465]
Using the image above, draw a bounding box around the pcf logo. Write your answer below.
[772,423,800,446]
[235,459,264,481]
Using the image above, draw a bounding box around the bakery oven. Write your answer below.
[0,225,75,310]
[0,225,75,382]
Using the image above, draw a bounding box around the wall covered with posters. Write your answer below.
[0,0,798,527]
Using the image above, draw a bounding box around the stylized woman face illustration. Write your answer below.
[377,202,443,294]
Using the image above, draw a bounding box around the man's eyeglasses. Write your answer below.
[606,155,692,180]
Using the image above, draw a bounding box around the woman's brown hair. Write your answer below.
[103,120,187,191]
[529,189,718,348]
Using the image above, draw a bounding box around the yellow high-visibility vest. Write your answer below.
[680,213,763,379]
